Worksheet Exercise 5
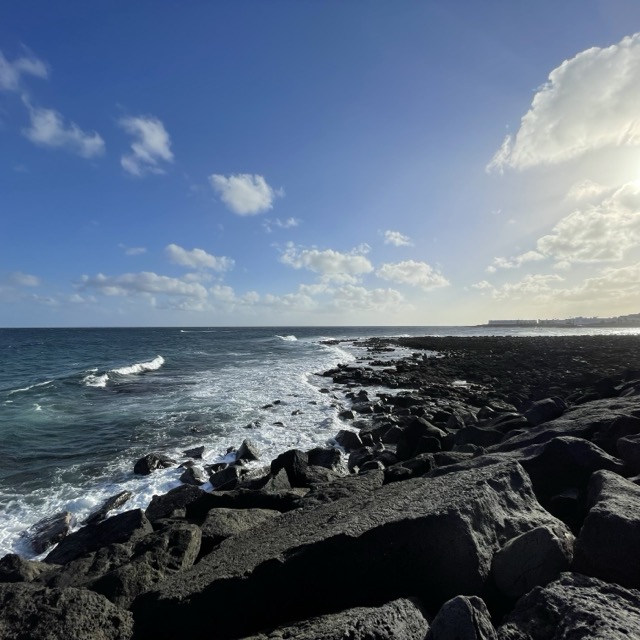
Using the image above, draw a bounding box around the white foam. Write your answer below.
[276,334,297,342]
[8,380,53,395]
[111,355,165,376]
[83,373,109,388]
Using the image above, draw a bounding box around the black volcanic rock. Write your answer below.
[133,453,176,475]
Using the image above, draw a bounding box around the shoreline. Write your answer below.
[4,334,640,638]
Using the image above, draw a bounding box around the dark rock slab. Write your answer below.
[201,508,280,548]
[239,597,429,640]
[427,595,497,640]
[271,448,309,486]
[308,447,348,474]
[85,491,133,525]
[183,445,205,459]
[133,453,176,475]
[209,465,242,490]
[334,429,364,451]
[145,484,203,522]
[45,509,152,565]
[497,572,640,639]
[301,470,385,508]
[132,461,570,639]
[0,553,52,583]
[21,511,74,554]
[236,439,261,462]
[523,397,566,426]
[0,582,133,640]
[179,465,208,486]
[573,470,640,588]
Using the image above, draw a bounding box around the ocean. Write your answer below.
[2,324,640,559]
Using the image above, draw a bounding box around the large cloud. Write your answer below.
[280,243,373,283]
[383,230,412,247]
[0,50,47,92]
[488,32,640,171]
[165,244,234,272]
[331,285,404,311]
[210,174,280,215]
[120,116,173,176]
[487,251,545,273]
[376,260,449,290]
[23,104,105,158]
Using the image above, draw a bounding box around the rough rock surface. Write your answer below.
[238,598,429,640]
[0,582,133,640]
[132,461,570,639]
[427,595,497,640]
[497,572,640,639]
[200,508,280,548]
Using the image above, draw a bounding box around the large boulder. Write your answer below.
[45,509,152,565]
[200,508,280,549]
[132,461,570,639]
[0,582,133,640]
[145,484,203,522]
[85,491,133,525]
[573,470,640,588]
[0,553,52,583]
[133,453,175,475]
[239,598,428,640]
[497,572,640,639]
[523,397,566,426]
[21,511,74,554]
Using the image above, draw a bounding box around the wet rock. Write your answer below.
[497,572,640,639]
[145,484,203,522]
[21,511,75,554]
[491,525,574,599]
[427,595,497,640]
[0,582,133,640]
[236,438,261,462]
[132,462,570,639]
[523,397,566,426]
[339,409,355,420]
[45,509,152,565]
[85,491,133,525]
[0,553,52,583]
[271,448,309,486]
[334,429,363,451]
[179,465,208,486]
[210,465,242,490]
[239,597,429,640]
[182,445,205,459]
[308,447,348,473]
[573,470,640,588]
[133,453,176,475]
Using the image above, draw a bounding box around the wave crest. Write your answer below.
[112,356,165,376]
[275,335,297,342]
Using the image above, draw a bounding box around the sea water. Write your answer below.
[1,324,639,558]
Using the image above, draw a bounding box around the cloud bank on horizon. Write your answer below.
[2,2,640,326]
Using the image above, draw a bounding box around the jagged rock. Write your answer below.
[239,598,429,640]
[617,433,640,465]
[339,409,355,420]
[523,397,566,426]
[497,572,640,639]
[179,465,208,486]
[185,488,307,522]
[0,582,133,639]
[201,508,280,549]
[145,484,203,522]
[302,470,385,508]
[90,523,201,608]
[271,449,309,486]
[334,429,363,451]
[85,491,133,525]
[45,509,152,565]
[132,462,570,639]
[491,525,574,599]
[21,511,75,554]
[182,445,205,459]
[133,453,176,475]
[453,426,503,449]
[427,595,497,640]
[236,439,261,462]
[0,553,52,583]
[308,447,348,474]
[573,470,640,588]
[348,446,377,472]
[396,417,447,460]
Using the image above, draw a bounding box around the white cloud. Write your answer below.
[263,217,300,233]
[383,230,412,246]
[119,244,147,256]
[471,280,493,290]
[489,274,565,301]
[536,182,640,264]
[487,250,545,272]
[331,285,405,311]
[376,260,449,290]
[165,243,234,272]
[120,115,173,176]
[210,174,281,215]
[80,272,207,298]
[566,179,611,202]
[0,50,47,92]
[23,104,105,158]
[488,32,640,171]
[279,243,373,283]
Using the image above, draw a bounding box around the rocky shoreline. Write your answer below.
[3,335,640,639]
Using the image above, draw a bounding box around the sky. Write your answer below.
[2,1,640,327]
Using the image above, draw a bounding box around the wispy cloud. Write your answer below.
[486,251,545,273]
[80,272,207,298]
[263,217,300,233]
[279,243,373,283]
[23,103,105,158]
[6,271,40,287]
[120,115,173,176]
[210,173,282,215]
[120,245,147,256]
[0,50,47,92]
[165,243,234,272]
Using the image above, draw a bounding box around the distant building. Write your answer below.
[488,319,538,327]
[487,313,640,327]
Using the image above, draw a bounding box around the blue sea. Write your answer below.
[2,324,639,558]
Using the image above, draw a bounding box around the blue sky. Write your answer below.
[2,1,640,326]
